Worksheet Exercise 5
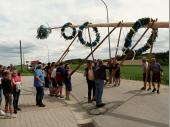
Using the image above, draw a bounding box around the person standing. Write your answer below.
[1,70,16,118]
[112,58,121,86]
[56,63,65,98]
[84,61,96,103]
[34,64,45,107]
[94,60,111,108]
[150,58,163,94]
[44,63,51,88]
[64,64,72,100]
[51,63,58,96]
[11,71,22,114]
[0,65,5,116]
[140,57,151,91]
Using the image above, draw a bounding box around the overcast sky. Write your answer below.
[0,0,169,66]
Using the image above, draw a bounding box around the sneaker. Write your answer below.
[14,110,17,114]
[9,114,16,118]
[147,88,151,91]
[17,108,21,111]
[4,113,10,119]
[0,110,5,116]
[60,95,64,98]
[65,97,70,101]
[55,95,60,98]
[140,87,146,90]
[157,89,160,94]
[96,103,105,108]
[152,88,156,93]
[39,104,46,107]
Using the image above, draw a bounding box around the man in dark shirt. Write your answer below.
[150,58,163,94]
[94,60,110,107]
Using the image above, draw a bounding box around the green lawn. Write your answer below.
[15,64,169,85]
[70,64,169,85]
[15,65,34,76]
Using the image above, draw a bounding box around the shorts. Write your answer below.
[4,94,13,106]
[51,78,58,87]
[65,82,72,91]
[152,73,161,83]
[115,72,120,78]
[57,80,63,86]
[143,72,150,82]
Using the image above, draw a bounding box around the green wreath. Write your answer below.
[122,18,158,57]
[78,22,100,47]
[36,25,51,39]
[61,22,76,40]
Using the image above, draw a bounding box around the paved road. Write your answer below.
[71,73,169,127]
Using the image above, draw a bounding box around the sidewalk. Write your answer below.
[0,76,93,127]
[71,73,169,127]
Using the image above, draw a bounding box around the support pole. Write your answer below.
[57,34,78,64]
[60,50,69,62]
[70,22,121,75]
[19,40,23,72]
[115,21,123,57]
[87,28,95,62]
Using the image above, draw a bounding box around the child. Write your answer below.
[1,71,16,118]
[64,64,72,100]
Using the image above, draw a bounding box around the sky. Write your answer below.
[0,0,169,66]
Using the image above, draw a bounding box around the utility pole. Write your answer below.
[19,40,23,72]
[100,0,111,59]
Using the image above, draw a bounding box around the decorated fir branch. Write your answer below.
[61,22,76,40]
[36,25,51,39]
[78,22,100,47]
[122,18,158,59]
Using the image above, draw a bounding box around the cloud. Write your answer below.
[0,0,169,66]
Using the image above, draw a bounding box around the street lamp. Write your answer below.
[100,0,111,59]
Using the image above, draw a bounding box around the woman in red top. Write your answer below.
[12,71,22,114]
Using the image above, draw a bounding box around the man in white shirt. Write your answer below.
[140,57,151,90]
[51,64,58,96]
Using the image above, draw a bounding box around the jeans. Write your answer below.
[13,90,20,111]
[36,87,44,105]
[87,80,95,100]
[95,80,104,105]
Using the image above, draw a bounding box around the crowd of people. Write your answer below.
[33,62,73,107]
[0,57,163,119]
[0,64,22,118]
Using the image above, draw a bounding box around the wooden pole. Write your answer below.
[70,22,121,75]
[115,21,123,57]
[107,20,156,83]
[50,21,168,29]
[87,28,95,62]
[60,50,69,62]
[56,34,78,64]
[19,40,23,72]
